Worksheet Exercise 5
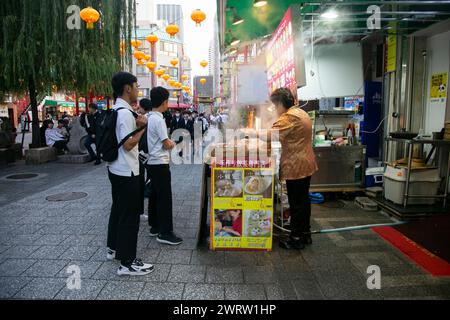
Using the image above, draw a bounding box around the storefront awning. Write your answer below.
[44,100,86,108]
[169,103,191,109]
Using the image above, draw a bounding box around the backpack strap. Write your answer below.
[117,125,147,149]
[115,107,144,148]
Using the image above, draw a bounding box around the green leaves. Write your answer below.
[0,0,135,99]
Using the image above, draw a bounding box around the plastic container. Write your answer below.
[383,165,441,205]
[365,167,384,187]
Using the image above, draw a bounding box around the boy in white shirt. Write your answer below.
[145,87,183,246]
[107,72,154,276]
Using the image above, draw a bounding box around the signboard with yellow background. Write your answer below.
[210,159,274,251]
[430,72,448,103]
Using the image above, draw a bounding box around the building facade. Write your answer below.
[156,4,184,43]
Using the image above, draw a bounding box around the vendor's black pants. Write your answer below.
[286,176,312,237]
[107,170,140,265]
[145,164,173,236]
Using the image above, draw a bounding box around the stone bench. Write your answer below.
[25,147,57,165]
[57,153,91,164]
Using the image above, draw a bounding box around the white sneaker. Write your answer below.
[106,248,116,261]
[140,214,148,222]
[117,265,153,276]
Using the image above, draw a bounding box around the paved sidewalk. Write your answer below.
[0,162,449,300]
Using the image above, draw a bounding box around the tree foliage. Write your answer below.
[0,0,136,99]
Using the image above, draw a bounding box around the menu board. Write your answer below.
[210,159,275,251]
[266,5,306,100]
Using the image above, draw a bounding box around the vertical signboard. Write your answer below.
[210,159,275,251]
[266,5,306,100]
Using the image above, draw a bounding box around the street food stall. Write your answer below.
[203,136,278,251]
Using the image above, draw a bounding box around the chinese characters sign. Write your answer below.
[210,159,274,251]
[266,5,306,99]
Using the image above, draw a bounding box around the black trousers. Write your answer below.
[53,140,68,152]
[286,176,312,237]
[145,164,173,235]
[138,162,145,215]
[107,171,140,264]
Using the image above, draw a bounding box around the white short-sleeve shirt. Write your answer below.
[146,111,170,165]
[107,98,140,177]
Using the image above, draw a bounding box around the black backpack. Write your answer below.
[139,128,148,154]
[97,108,146,162]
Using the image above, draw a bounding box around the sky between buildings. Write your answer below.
[136,0,217,78]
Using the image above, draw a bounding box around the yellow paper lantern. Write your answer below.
[200,78,207,85]
[173,92,178,97]
[181,75,189,81]
[168,80,176,87]
[191,9,206,26]
[146,34,159,45]
[131,39,142,49]
[155,69,165,78]
[144,54,151,61]
[166,24,179,38]
[170,59,179,67]
[80,7,100,29]
[133,51,146,60]
[200,60,208,68]
[146,62,156,71]
[163,74,170,81]
[137,60,145,66]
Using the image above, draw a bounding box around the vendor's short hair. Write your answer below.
[270,88,295,109]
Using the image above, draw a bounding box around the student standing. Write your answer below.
[81,103,99,163]
[145,87,183,245]
[107,72,154,276]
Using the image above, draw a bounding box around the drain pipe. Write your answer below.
[420,49,428,133]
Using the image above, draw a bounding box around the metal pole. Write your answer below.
[444,148,450,208]
[404,142,413,207]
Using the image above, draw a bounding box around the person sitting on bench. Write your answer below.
[45,121,69,154]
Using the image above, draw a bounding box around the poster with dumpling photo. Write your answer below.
[213,169,243,198]
[243,210,272,238]
[243,170,273,199]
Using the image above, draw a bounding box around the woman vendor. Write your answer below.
[270,88,318,250]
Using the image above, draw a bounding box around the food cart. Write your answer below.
[201,136,280,251]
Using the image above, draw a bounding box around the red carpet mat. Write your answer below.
[373,216,450,277]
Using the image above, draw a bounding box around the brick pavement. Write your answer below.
[0,161,449,300]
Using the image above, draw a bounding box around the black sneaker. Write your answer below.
[157,232,183,246]
[279,237,305,250]
[149,227,159,237]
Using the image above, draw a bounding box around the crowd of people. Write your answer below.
[34,71,317,277]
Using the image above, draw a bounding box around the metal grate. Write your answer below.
[6,174,39,180]
[46,192,88,202]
